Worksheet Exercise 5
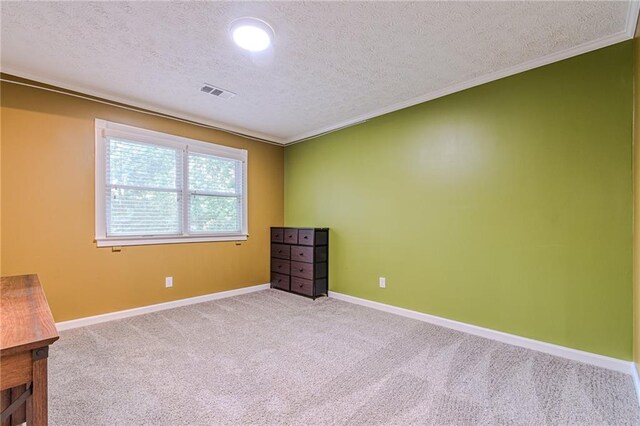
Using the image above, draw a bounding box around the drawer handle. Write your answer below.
[278,250,282,253]
[278,265,282,269]
[299,253,304,256]
[304,236,308,239]
[299,283,303,287]
[277,279,282,283]
[275,234,280,238]
[299,268,304,272]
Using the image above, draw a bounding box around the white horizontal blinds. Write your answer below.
[96,120,248,245]
[188,151,243,233]
[105,137,183,236]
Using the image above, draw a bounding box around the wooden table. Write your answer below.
[1,275,59,426]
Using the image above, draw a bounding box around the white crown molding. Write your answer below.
[3,2,637,147]
[0,67,287,145]
[56,283,270,330]
[285,27,636,144]
[625,0,640,38]
[328,291,635,375]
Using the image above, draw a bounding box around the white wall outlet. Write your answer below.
[165,277,173,288]
[379,277,386,288]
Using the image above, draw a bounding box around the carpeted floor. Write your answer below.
[50,289,639,425]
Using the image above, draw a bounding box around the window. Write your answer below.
[95,120,247,247]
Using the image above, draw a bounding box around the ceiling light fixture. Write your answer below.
[229,17,274,52]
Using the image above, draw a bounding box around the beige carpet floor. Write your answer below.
[49,289,639,425]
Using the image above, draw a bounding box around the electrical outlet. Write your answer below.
[165,277,173,288]
[379,277,386,288]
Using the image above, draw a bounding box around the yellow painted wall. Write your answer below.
[0,76,284,321]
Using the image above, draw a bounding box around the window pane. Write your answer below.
[107,138,181,189]
[107,188,180,236]
[189,195,240,233]
[189,152,239,194]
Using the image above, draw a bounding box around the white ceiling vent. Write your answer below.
[201,83,236,100]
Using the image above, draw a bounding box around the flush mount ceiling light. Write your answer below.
[229,17,274,52]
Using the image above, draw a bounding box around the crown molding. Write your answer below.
[0,66,287,145]
[3,2,637,148]
[284,6,639,145]
[625,0,640,38]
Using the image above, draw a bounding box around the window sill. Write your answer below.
[96,234,248,247]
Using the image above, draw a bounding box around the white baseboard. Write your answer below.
[328,291,635,375]
[54,285,640,403]
[56,283,270,331]
[631,363,640,407]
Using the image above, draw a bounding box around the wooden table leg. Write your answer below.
[30,347,49,426]
[9,385,26,426]
[25,392,31,426]
[1,390,10,426]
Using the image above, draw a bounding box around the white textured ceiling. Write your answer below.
[1,1,637,144]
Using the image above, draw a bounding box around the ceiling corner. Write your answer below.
[626,0,640,38]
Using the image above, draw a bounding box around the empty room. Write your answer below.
[2,1,640,425]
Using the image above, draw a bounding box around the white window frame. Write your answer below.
[95,119,248,247]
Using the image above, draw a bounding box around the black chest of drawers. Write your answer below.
[270,227,329,299]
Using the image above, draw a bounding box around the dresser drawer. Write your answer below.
[271,228,284,243]
[291,245,327,263]
[290,261,327,280]
[271,273,290,291]
[271,258,290,275]
[271,244,290,260]
[291,277,313,297]
[298,229,315,245]
[284,228,298,244]
[291,246,313,262]
[290,261,313,280]
[298,229,328,246]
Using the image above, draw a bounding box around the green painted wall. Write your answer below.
[285,41,633,360]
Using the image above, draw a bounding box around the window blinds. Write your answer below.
[104,136,244,238]
[188,151,243,233]
[106,138,183,236]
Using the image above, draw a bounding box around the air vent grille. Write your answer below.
[201,84,236,100]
